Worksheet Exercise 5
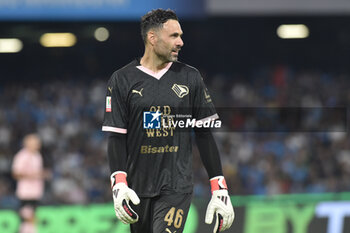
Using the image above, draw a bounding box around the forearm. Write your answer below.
[196,128,234,231]
[108,133,128,173]
[194,128,223,179]
[108,132,139,223]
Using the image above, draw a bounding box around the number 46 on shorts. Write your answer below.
[164,207,184,230]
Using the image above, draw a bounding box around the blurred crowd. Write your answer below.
[1,65,350,208]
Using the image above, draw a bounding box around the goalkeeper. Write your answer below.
[102,8,234,233]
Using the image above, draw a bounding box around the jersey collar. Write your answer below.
[136,59,173,80]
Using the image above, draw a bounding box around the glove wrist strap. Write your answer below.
[110,171,127,187]
[210,176,227,193]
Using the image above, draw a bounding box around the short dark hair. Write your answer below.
[141,9,179,44]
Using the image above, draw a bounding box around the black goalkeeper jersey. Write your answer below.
[102,59,218,197]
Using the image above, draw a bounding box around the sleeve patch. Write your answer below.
[106,96,112,112]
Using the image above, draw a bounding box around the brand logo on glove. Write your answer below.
[217,196,228,205]
[113,189,119,198]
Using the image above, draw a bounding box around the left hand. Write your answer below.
[205,176,234,232]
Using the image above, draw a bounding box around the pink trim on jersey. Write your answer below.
[197,113,219,123]
[102,126,127,134]
[136,62,173,80]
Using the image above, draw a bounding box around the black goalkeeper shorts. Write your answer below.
[129,192,192,233]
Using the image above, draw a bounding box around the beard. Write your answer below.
[154,44,180,63]
[155,51,178,63]
[168,53,178,62]
[168,47,180,62]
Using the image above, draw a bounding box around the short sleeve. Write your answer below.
[102,73,128,134]
[192,71,219,121]
[12,152,23,174]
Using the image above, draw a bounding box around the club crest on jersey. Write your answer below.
[172,84,189,98]
[106,96,111,112]
[143,111,161,129]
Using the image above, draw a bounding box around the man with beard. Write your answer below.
[102,9,234,233]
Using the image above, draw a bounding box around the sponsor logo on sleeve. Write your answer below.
[204,89,212,103]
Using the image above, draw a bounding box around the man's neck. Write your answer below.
[24,148,38,154]
[140,50,169,73]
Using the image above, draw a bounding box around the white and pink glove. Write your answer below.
[205,176,235,232]
[110,171,140,224]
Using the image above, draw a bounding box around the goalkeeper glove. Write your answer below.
[205,176,234,232]
[110,171,140,224]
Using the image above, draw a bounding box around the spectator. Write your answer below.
[12,134,50,233]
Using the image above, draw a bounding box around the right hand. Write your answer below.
[111,172,140,224]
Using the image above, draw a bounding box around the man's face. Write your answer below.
[153,19,184,62]
[24,134,41,152]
